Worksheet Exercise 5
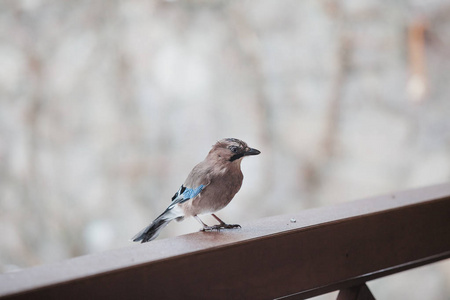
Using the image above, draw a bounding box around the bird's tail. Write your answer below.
[132,210,176,243]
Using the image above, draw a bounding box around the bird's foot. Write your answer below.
[201,225,223,231]
[201,223,241,231]
[220,223,241,229]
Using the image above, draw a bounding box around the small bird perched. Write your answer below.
[132,138,260,243]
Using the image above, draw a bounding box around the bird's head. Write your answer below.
[209,138,260,163]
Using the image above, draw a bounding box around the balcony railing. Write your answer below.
[1,183,450,299]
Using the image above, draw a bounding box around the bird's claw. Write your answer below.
[201,225,221,231]
[222,223,241,229]
[201,224,241,231]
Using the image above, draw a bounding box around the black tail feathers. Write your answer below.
[132,217,171,243]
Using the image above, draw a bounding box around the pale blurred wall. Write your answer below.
[1,0,450,298]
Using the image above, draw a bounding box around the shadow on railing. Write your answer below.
[1,183,450,300]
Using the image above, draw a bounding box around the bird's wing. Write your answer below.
[168,184,205,209]
[168,161,213,209]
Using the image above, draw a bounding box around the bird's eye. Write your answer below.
[229,146,239,153]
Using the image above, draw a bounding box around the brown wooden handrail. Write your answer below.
[1,183,450,299]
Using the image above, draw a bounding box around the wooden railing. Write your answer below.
[1,183,450,299]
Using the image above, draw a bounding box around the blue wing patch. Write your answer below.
[168,184,204,209]
[181,185,204,199]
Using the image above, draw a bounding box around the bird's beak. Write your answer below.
[244,147,261,156]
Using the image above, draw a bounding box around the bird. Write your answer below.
[132,138,260,243]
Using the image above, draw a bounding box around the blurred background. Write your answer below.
[1,0,450,298]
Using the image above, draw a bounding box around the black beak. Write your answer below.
[245,147,261,156]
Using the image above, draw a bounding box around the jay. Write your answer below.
[132,138,260,243]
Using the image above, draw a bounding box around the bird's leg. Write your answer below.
[194,215,209,228]
[194,215,221,231]
[211,214,241,229]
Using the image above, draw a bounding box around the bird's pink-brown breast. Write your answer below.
[181,164,243,217]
